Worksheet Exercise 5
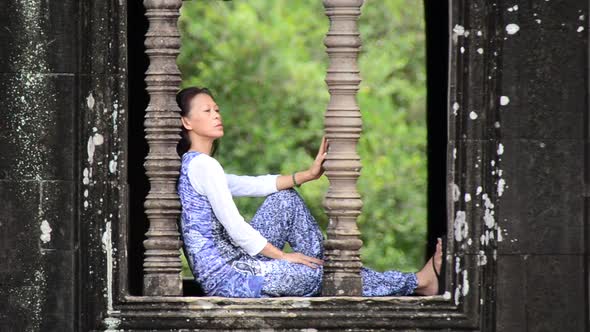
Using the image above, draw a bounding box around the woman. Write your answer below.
[176,86,443,298]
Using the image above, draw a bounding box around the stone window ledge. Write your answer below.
[108,295,476,330]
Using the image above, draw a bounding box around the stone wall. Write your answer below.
[0,0,126,330]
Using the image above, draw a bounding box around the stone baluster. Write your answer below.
[321,0,365,296]
[142,0,183,296]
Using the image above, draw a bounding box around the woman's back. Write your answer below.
[177,151,265,297]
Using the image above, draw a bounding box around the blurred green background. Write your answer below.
[177,0,427,277]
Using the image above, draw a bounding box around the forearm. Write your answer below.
[275,170,314,190]
[258,241,286,259]
[258,241,324,268]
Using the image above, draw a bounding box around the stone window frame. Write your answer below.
[97,0,497,330]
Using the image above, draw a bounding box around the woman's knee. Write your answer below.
[267,188,305,209]
[271,188,300,201]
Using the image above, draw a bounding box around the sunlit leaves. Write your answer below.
[178,0,426,272]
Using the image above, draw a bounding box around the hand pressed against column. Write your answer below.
[306,136,328,180]
[275,136,329,190]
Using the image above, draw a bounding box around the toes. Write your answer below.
[434,238,443,260]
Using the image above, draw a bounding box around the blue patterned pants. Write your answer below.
[251,189,418,297]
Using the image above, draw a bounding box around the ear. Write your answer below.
[181,116,192,130]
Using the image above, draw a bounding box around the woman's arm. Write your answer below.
[226,136,328,195]
[275,136,329,190]
[225,173,279,197]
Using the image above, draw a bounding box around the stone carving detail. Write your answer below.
[321,0,365,296]
[142,0,183,296]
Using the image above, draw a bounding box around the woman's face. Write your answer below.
[181,93,224,140]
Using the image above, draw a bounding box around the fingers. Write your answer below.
[316,136,328,165]
[305,255,324,265]
[300,260,318,269]
[316,136,326,158]
[317,136,329,157]
[301,260,321,269]
[300,254,323,269]
[287,253,324,269]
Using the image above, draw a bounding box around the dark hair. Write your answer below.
[175,86,220,157]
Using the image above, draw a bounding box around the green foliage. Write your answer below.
[178,0,427,274]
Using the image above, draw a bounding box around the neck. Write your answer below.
[188,135,214,155]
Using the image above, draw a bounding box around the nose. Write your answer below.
[212,111,221,122]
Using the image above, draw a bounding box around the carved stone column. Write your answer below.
[142,0,183,296]
[321,0,365,296]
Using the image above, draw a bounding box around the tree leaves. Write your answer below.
[178,0,426,272]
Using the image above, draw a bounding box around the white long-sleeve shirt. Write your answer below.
[186,153,279,256]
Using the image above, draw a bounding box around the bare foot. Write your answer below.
[415,238,443,296]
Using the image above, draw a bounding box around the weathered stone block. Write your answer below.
[0,1,79,74]
[496,139,584,254]
[0,74,76,181]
